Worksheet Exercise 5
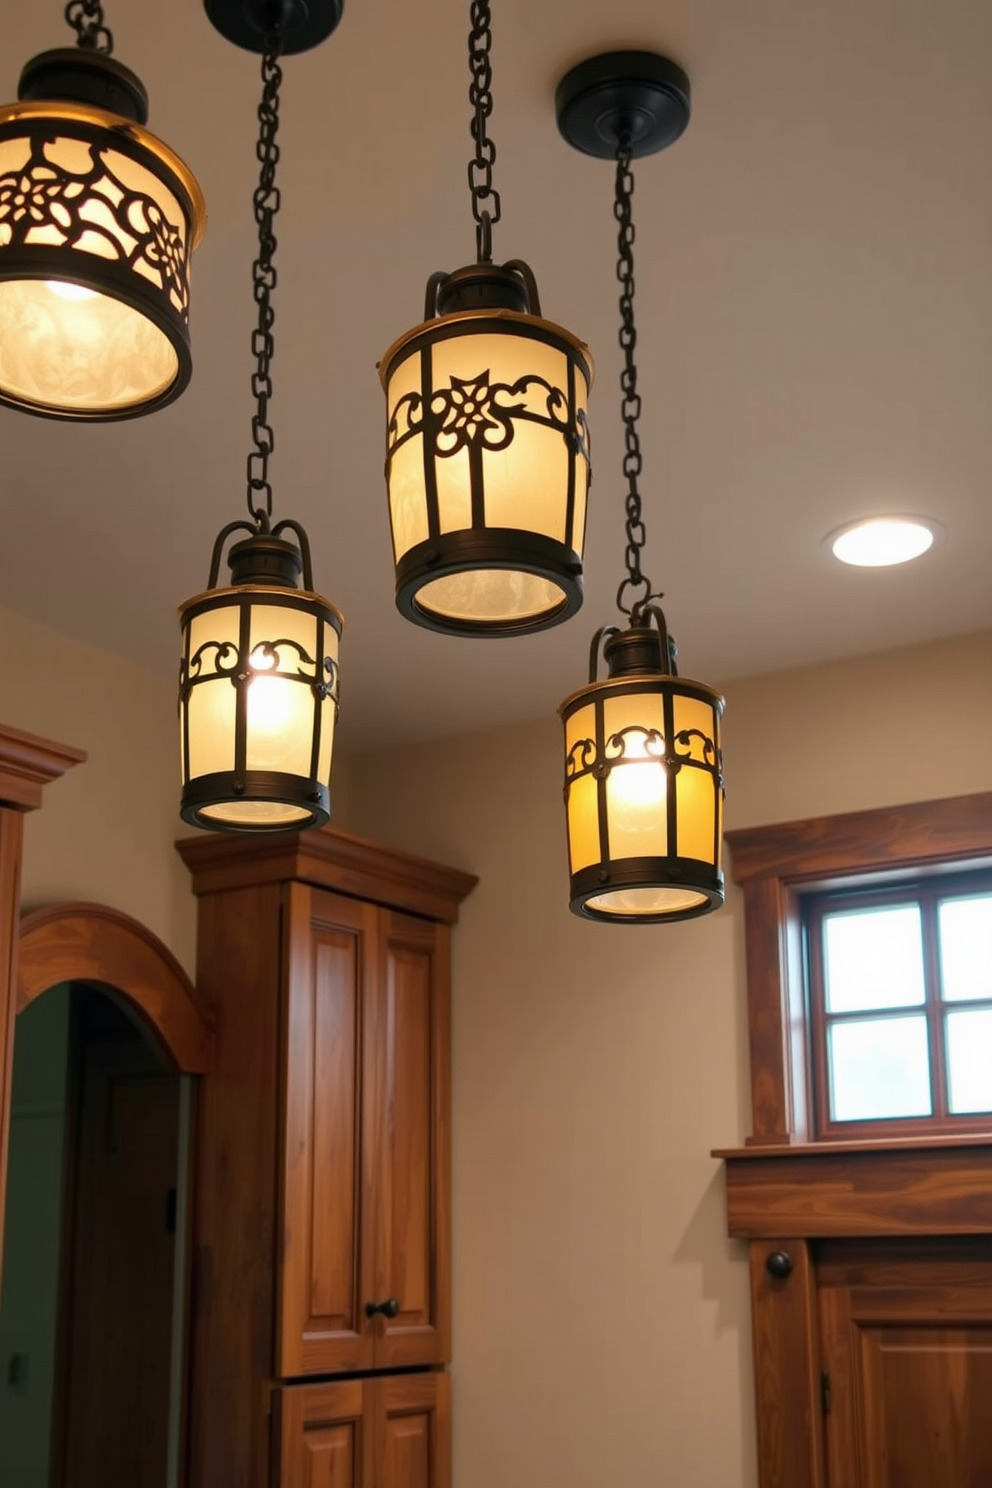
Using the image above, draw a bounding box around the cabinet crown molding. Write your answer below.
[176,822,478,924]
[0,722,86,810]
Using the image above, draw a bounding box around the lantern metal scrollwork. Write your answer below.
[0,1,205,420]
[379,0,593,637]
[556,52,726,923]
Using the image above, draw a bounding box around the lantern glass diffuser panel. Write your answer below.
[0,36,205,419]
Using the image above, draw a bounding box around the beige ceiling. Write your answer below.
[3,0,991,752]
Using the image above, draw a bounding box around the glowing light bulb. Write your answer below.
[246,646,296,768]
[46,281,99,302]
[608,731,667,831]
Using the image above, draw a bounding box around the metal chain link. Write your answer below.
[614,140,658,621]
[246,47,283,527]
[64,0,113,53]
[467,0,501,263]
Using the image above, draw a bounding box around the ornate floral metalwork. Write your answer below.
[387,367,585,464]
[0,132,190,313]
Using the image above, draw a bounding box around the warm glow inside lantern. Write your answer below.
[380,270,593,635]
[178,534,343,832]
[560,616,725,922]
[0,54,205,420]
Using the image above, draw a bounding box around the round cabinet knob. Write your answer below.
[365,1297,401,1319]
[765,1250,793,1280]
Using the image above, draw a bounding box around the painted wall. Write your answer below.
[0,985,71,1488]
[0,605,198,976]
[347,627,992,1488]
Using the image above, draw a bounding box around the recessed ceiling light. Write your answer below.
[826,516,942,568]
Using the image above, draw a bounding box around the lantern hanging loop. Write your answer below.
[245,38,285,528]
[64,0,114,54]
[467,0,501,264]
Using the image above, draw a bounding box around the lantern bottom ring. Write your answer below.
[395,529,584,637]
[180,771,330,833]
[569,857,724,924]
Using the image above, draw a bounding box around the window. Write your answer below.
[725,792,992,1146]
[806,876,992,1135]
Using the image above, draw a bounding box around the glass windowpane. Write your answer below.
[946,1010,992,1114]
[939,896,992,1002]
[823,906,924,1013]
[828,1015,932,1121]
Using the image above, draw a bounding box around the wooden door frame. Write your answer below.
[18,902,214,1074]
[10,902,212,1488]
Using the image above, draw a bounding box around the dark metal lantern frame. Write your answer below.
[178,522,343,832]
[0,31,205,420]
[380,296,593,637]
[556,51,727,924]
[380,0,592,637]
[560,610,724,923]
[179,0,346,834]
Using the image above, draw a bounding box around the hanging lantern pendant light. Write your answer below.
[556,53,725,924]
[0,0,206,420]
[379,0,593,637]
[179,8,344,833]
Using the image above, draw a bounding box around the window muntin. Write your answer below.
[808,876,992,1135]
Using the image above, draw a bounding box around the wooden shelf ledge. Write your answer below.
[716,1138,992,1239]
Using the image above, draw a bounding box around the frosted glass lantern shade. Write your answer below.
[560,674,725,922]
[380,310,592,634]
[0,101,205,419]
[178,586,342,831]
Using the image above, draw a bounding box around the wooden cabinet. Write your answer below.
[274,1372,451,1488]
[279,886,450,1376]
[178,826,475,1488]
[718,1140,992,1488]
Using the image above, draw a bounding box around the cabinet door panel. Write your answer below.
[819,1246,992,1488]
[276,1380,370,1488]
[369,913,451,1369]
[280,886,379,1376]
[371,1373,451,1488]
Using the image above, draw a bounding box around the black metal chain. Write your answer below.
[614,139,658,621]
[64,0,113,53]
[467,0,501,264]
[246,46,284,528]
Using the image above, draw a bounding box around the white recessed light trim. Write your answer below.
[825,516,943,568]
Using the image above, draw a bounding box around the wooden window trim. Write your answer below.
[725,791,992,1146]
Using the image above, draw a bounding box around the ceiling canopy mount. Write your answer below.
[203,0,344,55]
[555,50,691,160]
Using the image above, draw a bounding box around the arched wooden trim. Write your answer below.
[18,902,214,1074]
